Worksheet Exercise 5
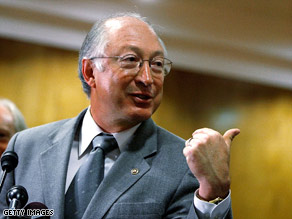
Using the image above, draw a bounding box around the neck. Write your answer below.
[89,109,140,133]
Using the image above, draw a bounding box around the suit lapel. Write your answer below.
[83,119,158,219]
[39,109,86,219]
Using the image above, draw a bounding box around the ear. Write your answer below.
[82,58,96,88]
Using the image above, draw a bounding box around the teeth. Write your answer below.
[136,94,149,100]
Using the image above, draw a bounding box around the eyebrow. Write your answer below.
[123,46,164,58]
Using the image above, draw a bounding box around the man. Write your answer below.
[0,98,27,156]
[0,13,239,218]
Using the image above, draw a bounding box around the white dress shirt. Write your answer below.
[65,107,140,192]
[65,108,231,218]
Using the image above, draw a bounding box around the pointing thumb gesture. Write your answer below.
[184,127,240,200]
[223,128,240,148]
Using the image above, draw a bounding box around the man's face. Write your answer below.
[0,106,15,156]
[90,17,165,131]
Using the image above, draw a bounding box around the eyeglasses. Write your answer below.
[89,54,172,77]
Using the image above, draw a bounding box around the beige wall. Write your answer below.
[156,70,292,219]
[1,38,292,218]
[0,38,89,126]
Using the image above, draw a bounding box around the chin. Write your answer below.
[128,109,153,123]
[123,101,160,123]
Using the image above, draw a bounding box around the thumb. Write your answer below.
[223,128,240,147]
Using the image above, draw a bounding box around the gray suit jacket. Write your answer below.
[0,109,231,218]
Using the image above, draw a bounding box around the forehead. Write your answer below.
[0,106,15,139]
[0,106,13,123]
[104,17,164,56]
[0,105,14,130]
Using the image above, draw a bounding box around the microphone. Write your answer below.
[6,185,28,210]
[0,151,18,194]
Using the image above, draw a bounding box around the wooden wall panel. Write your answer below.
[0,38,89,127]
[1,38,292,218]
[154,70,292,219]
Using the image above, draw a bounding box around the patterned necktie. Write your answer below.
[65,133,118,218]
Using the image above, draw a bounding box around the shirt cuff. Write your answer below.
[194,189,231,218]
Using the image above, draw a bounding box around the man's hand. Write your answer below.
[183,128,240,201]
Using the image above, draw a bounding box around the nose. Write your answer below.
[136,61,154,86]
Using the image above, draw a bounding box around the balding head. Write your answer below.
[78,12,168,98]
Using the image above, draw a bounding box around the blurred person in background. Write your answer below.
[0,98,27,156]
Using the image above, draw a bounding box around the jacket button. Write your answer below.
[131,168,139,175]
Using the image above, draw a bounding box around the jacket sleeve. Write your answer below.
[165,168,233,219]
[164,168,198,218]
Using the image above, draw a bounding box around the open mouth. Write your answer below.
[134,94,151,100]
[130,92,153,103]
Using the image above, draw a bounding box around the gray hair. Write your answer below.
[0,98,27,133]
[78,12,168,98]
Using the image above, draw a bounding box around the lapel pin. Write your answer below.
[131,168,139,175]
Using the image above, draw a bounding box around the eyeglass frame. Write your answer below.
[89,55,172,76]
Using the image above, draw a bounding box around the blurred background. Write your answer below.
[0,0,291,218]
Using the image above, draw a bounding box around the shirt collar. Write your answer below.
[79,107,141,157]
